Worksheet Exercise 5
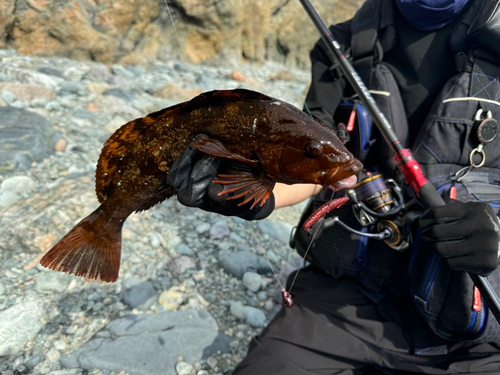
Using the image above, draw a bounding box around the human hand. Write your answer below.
[167,134,275,220]
[419,200,500,276]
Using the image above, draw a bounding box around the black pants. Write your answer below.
[233,267,500,374]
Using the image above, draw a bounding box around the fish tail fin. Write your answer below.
[40,207,123,283]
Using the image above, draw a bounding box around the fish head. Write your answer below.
[256,104,363,191]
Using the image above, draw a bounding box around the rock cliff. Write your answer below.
[0,0,363,67]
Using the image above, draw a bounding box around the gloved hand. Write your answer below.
[167,135,275,220]
[420,200,500,276]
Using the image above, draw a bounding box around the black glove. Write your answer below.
[420,200,500,276]
[167,135,275,220]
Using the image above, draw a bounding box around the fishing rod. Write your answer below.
[298,0,500,323]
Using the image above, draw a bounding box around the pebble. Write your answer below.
[35,272,71,294]
[0,49,311,375]
[243,306,267,328]
[210,220,230,239]
[169,255,197,274]
[121,281,156,308]
[229,301,246,321]
[53,340,67,351]
[159,287,185,310]
[196,222,211,234]
[46,349,61,363]
[242,272,262,292]
[0,189,21,208]
[176,242,195,256]
[176,361,194,375]
[1,175,35,194]
[0,300,46,356]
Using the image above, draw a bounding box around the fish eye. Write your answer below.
[305,139,323,158]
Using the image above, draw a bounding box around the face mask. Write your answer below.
[394,0,471,31]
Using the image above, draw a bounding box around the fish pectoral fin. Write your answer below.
[214,167,275,210]
[192,136,259,167]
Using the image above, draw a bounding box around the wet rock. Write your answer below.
[169,256,197,274]
[35,272,72,294]
[0,107,56,175]
[60,310,231,375]
[121,281,156,309]
[0,83,56,102]
[243,306,267,328]
[103,88,135,103]
[257,220,294,244]
[1,176,34,195]
[0,189,21,208]
[242,272,262,293]
[210,220,230,240]
[218,250,272,279]
[176,361,195,375]
[0,300,46,356]
[159,287,186,310]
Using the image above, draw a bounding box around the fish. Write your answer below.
[40,89,363,282]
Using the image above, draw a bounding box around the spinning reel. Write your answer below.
[317,170,413,251]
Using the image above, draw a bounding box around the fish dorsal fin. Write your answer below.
[96,116,158,203]
[192,136,259,167]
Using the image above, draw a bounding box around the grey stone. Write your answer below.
[257,220,294,244]
[0,300,46,356]
[229,301,246,321]
[121,281,156,309]
[195,222,211,234]
[175,243,194,256]
[59,81,86,96]
[242,272,262,293]
[175,361,194,375]
[45,101,61,111]
[218,251,272,279]
[150,232,164,248]
[210,220,230,240]
[82,65,111,82]
[111,65,137,80]
[243,306,267,328]
[0,107,56,174]
[60,310,231,375]
[72,109,99,121]
[103,88,135,103]
[24,355,43,368]
[35,272,71,294]
[38,67,64,78]
[1,90,16,105]
[0,189,21,208]
[169,256,197,274]
[1,175,35,194]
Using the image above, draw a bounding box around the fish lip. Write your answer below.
[325,159,363,191]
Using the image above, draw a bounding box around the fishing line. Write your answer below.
[163,0,190,64]
[245,221,286,291]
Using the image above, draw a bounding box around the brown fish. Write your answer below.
[40,89,362,282]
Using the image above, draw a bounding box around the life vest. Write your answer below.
[292,0,500,346]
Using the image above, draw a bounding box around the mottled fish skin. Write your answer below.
[40,89,363,282]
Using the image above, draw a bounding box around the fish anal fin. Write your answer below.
[192,137,259,168]
[96,117,157,203]
[40,207,123,283]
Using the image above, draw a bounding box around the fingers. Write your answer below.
[167,140,202,190]
[419,203,465,229]
[176,156,221,207]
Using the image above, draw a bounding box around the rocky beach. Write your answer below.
[0,49,313,375]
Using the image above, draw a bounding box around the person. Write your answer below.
[167,0,500,373]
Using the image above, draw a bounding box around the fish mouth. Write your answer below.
[326,159,363,192]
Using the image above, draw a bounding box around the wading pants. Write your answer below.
[233,267,500,375]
